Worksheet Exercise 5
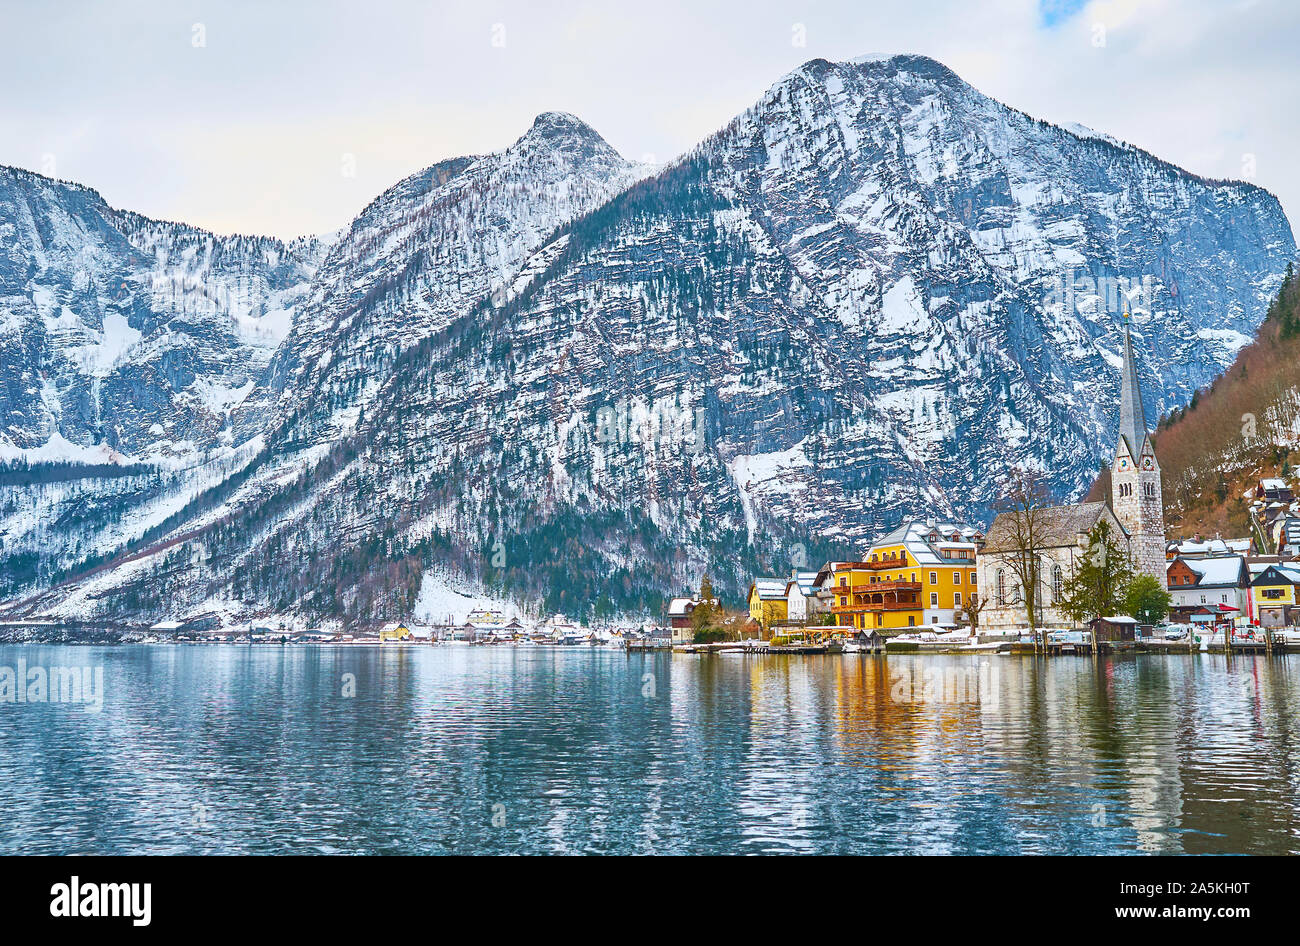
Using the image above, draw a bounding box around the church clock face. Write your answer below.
[1142,457,1154,471]
[1118,458,1129,471]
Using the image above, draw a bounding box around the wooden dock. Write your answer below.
[624,640,672,651]
[669,634,1293,657]
[674,640,830,655]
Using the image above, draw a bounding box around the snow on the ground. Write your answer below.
[413,572,521,624]
[1196,326,1254,354]
[0,431,136,465]
[727,443,812,539]
[878,276,930,335]
[70,313,142,376]
[189,377,255,415]
[1062,121,1125,147]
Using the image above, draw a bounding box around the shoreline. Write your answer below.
[0,631,1291,656]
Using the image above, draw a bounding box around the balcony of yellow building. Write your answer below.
[830,580,922,614]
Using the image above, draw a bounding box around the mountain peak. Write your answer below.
[528,110,596,137]
[841,52,963,85]
[511,111,625,165]
[764,53,967,110]
[847,51,933,66]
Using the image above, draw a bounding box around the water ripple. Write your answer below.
[1,647,1298,854]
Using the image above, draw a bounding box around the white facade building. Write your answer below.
[1167,555,1250,620]
[978,502,1127,632]
[784,570,823,624]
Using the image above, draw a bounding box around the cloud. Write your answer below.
[0,0,1293,239]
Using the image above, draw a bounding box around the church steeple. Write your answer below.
[1117,312,1148,458]
[1110,309,1166,589]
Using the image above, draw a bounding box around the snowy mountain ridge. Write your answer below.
[1,54,1295,623]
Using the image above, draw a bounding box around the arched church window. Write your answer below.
[1052,565,1064,603]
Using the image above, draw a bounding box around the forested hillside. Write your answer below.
[1088,265,1300,537]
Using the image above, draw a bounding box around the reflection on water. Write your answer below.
[1,645,1298,854]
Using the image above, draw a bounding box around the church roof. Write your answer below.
[983,501,1120,553]
[1118,319,1150,457]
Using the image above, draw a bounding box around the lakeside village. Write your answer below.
[88,319,1300,656]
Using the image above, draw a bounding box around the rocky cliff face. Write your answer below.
[2,55,1294,622]
[0,166,328,461]
[0,166,332,598]
[252,111,651,451]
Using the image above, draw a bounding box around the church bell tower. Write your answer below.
[1111,312,1167,588]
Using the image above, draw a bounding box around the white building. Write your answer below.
[783,570,826,625]
[1167,536,1252,558]
[979,502,1127,632]
[1110,317,1168,586]
[666,596,705,644]
[1167,555,1250,621]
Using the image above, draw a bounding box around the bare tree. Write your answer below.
[960,591,986,629]
[997,468,1053,653]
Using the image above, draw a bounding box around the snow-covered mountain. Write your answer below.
[249,110,651,451]
[0,166,329,462]
[0,111,651,604]
[2,55,1295,623]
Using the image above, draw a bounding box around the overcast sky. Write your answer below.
[1,0,1295,241]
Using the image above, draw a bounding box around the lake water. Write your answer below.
[2,644,1299,855]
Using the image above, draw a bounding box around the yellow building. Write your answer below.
[748,578,789,633]
[820,520,983,636]
[818,561,921,634]
[1249,564,1300,628]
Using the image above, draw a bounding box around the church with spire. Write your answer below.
[1111,313,1168,586]
[977,313,1168,631]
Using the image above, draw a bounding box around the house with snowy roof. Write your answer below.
[665,596,702,628]
[747,578,789,632]
[665,594,717,643]
[1167,555,1249,623]
[1271,517,1300,557]
[783,570,828,625]
[1256,478,1294,503]
[869,519,983,625]
[814,519,983,636]
[1166,536,1252,559]
[1250,564,1300,628]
